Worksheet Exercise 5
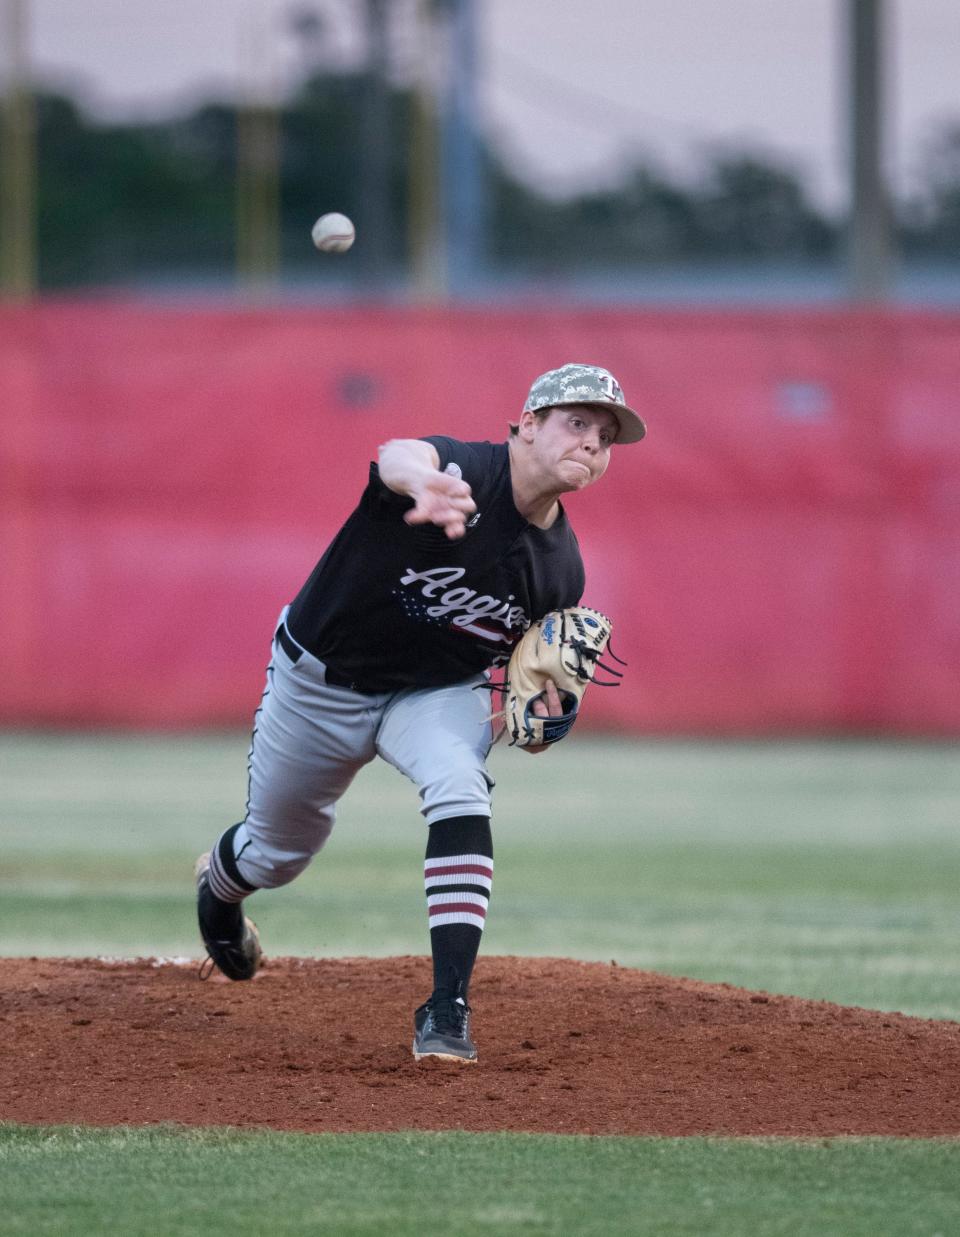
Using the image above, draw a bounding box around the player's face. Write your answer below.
[531,405,618,491]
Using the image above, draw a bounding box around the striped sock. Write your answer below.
[424,815,493,996]
[206,823,258,904]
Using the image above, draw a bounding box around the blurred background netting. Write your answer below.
[1,0,958,733]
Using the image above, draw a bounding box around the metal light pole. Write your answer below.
[1,0,36,299]
[847,0,892,301]
[236,6,281,292]
[409,0,484,300]
[439,0,484,296]
[358,0,393,282]
[409,0,445,300]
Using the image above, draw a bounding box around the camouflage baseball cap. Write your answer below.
[523,363,646,444]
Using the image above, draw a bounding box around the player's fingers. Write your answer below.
[405,503,467,536]
[436,475,473,498]
[542,679,563,715]
[444,494,476,515]
[532,685,561,717]
[430,477,475,512]
[405,497,456,524]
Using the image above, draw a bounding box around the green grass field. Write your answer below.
[1,1127,959,1237]
[2,731,959,1234]
[3,731,958,1018]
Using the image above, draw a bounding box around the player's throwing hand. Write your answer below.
[404,472,476,540]
[379,438,477,539]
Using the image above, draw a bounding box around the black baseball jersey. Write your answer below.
[285,436,585,691]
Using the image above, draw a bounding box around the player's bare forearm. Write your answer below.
[378,439,442,494]
[379,439,476,539]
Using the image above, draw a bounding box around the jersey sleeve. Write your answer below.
[421,436,495,495]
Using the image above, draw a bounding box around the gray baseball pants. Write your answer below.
[230,608,495,891]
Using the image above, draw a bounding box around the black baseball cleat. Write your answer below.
[195,853,262,981]
[412,982,478,1064]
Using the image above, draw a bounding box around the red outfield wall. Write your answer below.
[1,301,958,732]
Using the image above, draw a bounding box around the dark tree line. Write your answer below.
[11,72,960,288]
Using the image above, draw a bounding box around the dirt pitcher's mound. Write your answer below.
[3,955,960,1136]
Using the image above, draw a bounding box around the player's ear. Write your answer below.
[517,408,540,442]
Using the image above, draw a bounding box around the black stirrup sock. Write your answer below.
[424,814,493,997]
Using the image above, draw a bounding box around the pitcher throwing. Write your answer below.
[195,363,646,1063]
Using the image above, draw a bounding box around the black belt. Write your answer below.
[274,623,361,691]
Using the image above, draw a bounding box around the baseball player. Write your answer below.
[196,363,645,1063]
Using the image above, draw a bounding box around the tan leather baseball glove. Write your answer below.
[502,607,621,747]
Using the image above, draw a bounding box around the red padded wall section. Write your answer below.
[1,302,958,731]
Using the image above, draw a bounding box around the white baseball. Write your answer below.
[311,212,355,253]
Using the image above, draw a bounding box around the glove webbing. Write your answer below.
[562,636,626,687]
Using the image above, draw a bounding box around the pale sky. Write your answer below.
[18,0,960,211]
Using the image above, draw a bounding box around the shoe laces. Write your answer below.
[429,992,470,1038]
